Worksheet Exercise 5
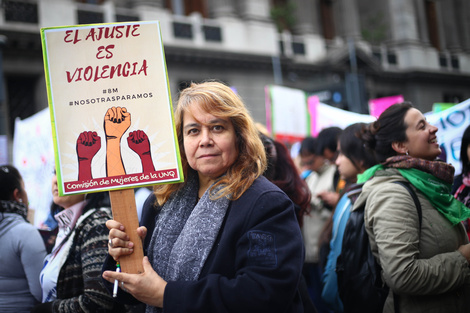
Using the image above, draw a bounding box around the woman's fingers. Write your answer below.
[106,219,135,261]
[137,226,147,241]
[106,219,124,232]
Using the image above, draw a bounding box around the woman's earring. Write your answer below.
[18,198,23,203]
[406,151,409,156]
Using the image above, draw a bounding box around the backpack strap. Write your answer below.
[391,181,422,313]
[393,181,422,229]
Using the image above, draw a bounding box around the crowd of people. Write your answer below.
[1,81,470,313]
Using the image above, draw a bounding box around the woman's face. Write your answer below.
[182,102,239,182]
[335,151,360,182]
[51,174,85,209]
[403,108,441,161]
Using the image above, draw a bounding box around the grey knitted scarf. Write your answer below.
[146,173,230,313]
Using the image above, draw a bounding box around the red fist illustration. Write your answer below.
[127,130,155,172]
[77,131,101,181]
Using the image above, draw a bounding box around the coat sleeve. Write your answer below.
[18,223,47,302]
[365,182,470,295]
[163,189,304,313]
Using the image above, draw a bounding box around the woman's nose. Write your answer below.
[199,128,213,146]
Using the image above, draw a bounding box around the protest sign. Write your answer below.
[266,85,374,142]
[308,95,375,135]
[41,21,183,273]
[426,98,470,175]
[41,21,183,196]
[13,108,55,228]
[368,95,404,118]
[266,85,309,143]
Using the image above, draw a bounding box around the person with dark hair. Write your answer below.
[31,174,130,313]
[299,136,337,313]
[261,133,311,227]
[321,123,378,312]
[315,127,342,163]
[453,124,470,238]
[102,81,305,312]
[0,165,46,313]
[353,102,470,312]
[315,126,344,208]
[260,133,316,313]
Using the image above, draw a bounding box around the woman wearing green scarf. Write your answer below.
[352,102,470,313]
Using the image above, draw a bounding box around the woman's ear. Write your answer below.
[12,188,23,203]
[391,141,408,155]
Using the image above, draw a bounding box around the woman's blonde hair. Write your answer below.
[154,81,267,205]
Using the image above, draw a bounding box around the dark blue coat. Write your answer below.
[107,176,307,312]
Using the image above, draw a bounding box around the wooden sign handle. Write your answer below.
[109,189,144,274]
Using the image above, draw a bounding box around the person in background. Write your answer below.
[260,133,317,313]
[314,127,344,274]
[453,124,470,238]
[0,165,46,313]
[354,102,470,312]
[299,136,336,313]
[38,203,61,254]
[321,123,378,312]
[259,132,311,226]
[31,174,130,313]
[102,81,305,312]
[315,127,344,209]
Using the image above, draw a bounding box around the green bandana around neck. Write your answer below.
[398,168,470,225]
[357,164,383,184]
[356,164,470,225]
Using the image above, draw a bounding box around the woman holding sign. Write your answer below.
[102,81,307,312]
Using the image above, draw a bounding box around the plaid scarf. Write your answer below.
[0,200,28,220]
[383,155,454,183]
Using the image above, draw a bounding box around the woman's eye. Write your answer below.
[212,125,224,132]
[187,128,199,135]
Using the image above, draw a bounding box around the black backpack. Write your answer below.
[336,181,422,313]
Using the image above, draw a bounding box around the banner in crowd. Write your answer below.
[41,21,183,195]
[266,85,309,142]
[13,108,55,227]
[368,95,404,118]
[308,95,375,135]
[267,85,469,175]
[426,98,470,175]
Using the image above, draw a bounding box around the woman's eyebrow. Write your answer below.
[183,122,200,131]
[206,118,228,125]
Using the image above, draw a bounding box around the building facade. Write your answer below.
[1,0,469,148]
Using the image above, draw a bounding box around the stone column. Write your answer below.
[337,0,361,41]
[440,0,461,52]
[131,0,163,8]
[387,0,420,43]
[457,0,470,52]
[207,0,236,18]
[237,0,271,22]
[414,0,430,45]
[291,0,320,35]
